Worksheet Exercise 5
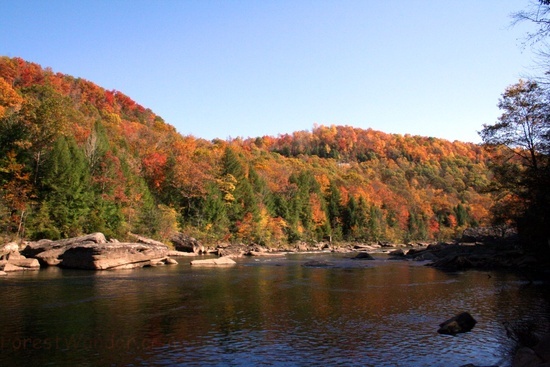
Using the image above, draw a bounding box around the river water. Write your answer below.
[1,253,549,367]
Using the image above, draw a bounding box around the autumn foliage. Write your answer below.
[0,57,495,244]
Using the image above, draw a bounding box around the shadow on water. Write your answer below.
[1,252,549,366]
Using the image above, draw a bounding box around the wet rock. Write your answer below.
[191,257,236,266]
[352,252,375,260]
[164,258,178,265]
[438,312,477,335]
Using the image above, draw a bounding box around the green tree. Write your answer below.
[326,181,343,240]
[220,147,259,241]
[342,196,358,240]
[35,137,93,238]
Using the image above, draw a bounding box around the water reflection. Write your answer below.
[0,253,548,366]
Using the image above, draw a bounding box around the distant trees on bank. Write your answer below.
[0,57,494,245]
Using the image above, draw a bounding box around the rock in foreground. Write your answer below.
[438,312,477,335]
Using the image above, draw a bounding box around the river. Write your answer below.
[1,253,549,366]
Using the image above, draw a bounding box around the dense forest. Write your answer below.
[0,56,499,246]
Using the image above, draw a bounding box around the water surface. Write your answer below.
[1,253,549,366]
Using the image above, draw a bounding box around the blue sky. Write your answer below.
[0,0,537,143]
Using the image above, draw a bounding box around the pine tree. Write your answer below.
[37,136,93,237]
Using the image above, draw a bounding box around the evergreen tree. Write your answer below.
[342,196,358,240]
[36,136,92,237]
[326,181,343,240]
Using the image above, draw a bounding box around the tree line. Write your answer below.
[1,56,496,246]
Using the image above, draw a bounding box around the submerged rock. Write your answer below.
[302,260,334,268]
[352,252,375,260]
[438,312,477,335]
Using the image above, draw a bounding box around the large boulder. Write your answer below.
[438,312,477,335]
[59,242,169,270]
[22,232,107,265]
[21,233,171,270]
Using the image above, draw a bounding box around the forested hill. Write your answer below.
[0,56,494,245]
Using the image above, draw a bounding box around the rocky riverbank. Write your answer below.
[2,228,549,274]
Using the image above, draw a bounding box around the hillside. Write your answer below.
[0,57,495,245]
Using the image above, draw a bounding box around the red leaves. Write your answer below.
[142,152,168,188]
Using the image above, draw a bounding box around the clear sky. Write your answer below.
[0,0,537,143]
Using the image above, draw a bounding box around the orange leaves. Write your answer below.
[0,77,23,118]
[142,152,168,188]
[309,193,327,227]
[0,151,33,233]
